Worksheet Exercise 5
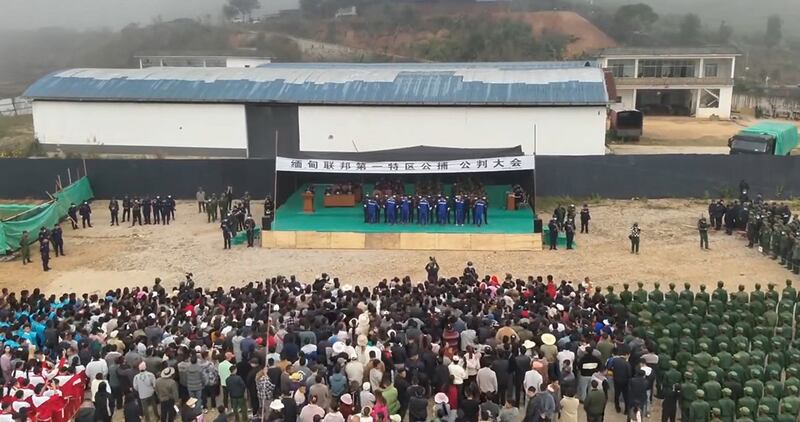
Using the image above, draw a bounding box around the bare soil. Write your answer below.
[639,115,800,147]
[492,11,617,57]
[1,199,797,296]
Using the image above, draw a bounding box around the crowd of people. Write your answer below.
[4,261,800,422]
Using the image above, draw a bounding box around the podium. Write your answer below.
[303,192,314,213]
[506,193,516,210]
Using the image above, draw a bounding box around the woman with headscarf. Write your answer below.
[94,382,114,422]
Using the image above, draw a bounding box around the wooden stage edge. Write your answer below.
[262,231,543,251]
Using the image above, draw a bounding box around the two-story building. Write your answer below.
[599,46,739,119]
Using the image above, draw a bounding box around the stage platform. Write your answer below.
[265,184,542,251]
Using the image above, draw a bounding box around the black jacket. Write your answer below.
[610,357,631,384]
[627,375,648,408]
[226,374,247,398]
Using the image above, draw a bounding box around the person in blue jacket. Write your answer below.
[436,196,449,225]
[418,197,430,225]
[454,195,466,226]
[400,196,412,224]
[473,197,487,227]
[385,196,398,225]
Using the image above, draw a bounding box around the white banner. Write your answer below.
[276,155,535,174]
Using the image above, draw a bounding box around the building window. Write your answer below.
[638,60,696,78]
[608,62,634,78]
[704,63,718,78]
[700,89,720,108]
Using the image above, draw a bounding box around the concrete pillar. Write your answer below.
[699,58,705,78]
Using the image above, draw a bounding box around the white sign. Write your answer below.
[276,155,535,174]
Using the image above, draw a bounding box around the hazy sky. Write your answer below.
[0,0,300,30]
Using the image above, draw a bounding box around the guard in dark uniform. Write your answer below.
[40,238,51,272]
[50,223,64,257]
[108,197,119,226]
[79,201,92,228]
[242,191,252,215]
[565,220,575,250]
[122,195,131,223]
[167,195,176,221]
[67,203,79,229]
[161,196,171,225]
[366,197,378,224]
[548,218,559,250]
[131,198,142,226]
[244,215,256,247]
[142,195,152,224]
[152,196,161,224]
[263,195,274,230]
[580,204,591,233]
[221,218,232,249]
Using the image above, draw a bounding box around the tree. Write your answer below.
[716,20,732,44]
[612,4,658,43]
[679,13,702,45]
[223,0,260,21]
[765,15,782,48]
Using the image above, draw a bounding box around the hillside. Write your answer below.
[492,11,616,57]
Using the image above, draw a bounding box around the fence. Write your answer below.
[0,97,32,117]
[1,155,800,203]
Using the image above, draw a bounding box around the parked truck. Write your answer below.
[728,121,799,155]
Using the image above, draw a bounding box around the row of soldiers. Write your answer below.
[601,279,800,422]
[107,195,176,226]
[363,193,489,226]
[744,201,800,274]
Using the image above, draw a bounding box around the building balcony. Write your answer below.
[614,76,734,87]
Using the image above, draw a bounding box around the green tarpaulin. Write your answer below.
[0,204,37,220]
[0,177,94,252]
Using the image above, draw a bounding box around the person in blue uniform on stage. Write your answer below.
[454,195,466,226]
[473,197,487,227]
[436,195,449,225]
[400,196,412,224]
[418,196,430,225]
[385,196,398,225]
[365,198,378,224]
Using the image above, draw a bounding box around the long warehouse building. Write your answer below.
[23,62,610,158]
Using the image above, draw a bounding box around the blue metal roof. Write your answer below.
[24,62,609,106]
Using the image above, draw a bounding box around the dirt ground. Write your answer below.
[1,198,797,296]
[638,115,800,147]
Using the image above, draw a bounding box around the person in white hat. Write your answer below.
[448,355,467,386]
[433,393,455,422]
[360,383,375,409]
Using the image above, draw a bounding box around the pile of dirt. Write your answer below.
[492,11,616,58]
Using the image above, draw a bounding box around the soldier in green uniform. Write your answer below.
[739,387,759,418]
[750,283,765,303]
[782,233,795,267]
[778,400,798,422]
[782,279,796,302]
[778,386,800,422]
[765,283,779,302]
[716,342,733,371]
[734,285,749,305]
[681,282,695,304]
[18,231,32,265]
[620,282,633,306]
[697,284,711,303]
[699,216,711,249]
[703,371,723,411]
[764,370,783,400]
[770,227,781,259]
[682,372,699,421]
[605,285,619,303]
[713,281,728,305]
[679,328,697,354]
[708,357,725,384]
[731,328,750,354]
[690,389,712,422]
[666,282,679,301]
[760,224,772,255]
[784,366,800,392]
[718,388,736,422]
[634,281,648,303]
[663,360,683,399]
[711,408,723,422]
[791,239,800,274]
[755,405,774,422]
[759,384,780,419]
[744,369,765,400]
[650,282,664,303]
[219,192,229,216]
[736,407,754,422]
